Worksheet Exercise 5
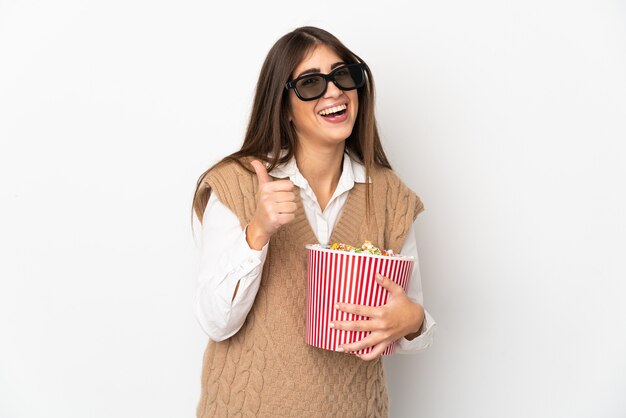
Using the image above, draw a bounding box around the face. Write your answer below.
[288,44,359,151]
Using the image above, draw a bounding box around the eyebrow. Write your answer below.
[295,61,345,79]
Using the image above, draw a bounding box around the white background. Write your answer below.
[1,1,625,417]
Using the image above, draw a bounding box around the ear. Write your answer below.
[285,96,294,123]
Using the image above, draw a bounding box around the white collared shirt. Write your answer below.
[194,153,436,353]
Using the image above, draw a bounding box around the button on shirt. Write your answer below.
[194,154,436,353]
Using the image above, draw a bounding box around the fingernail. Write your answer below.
[335,303,339,309]
[336,347,344,352]
[376,274,383,281]
[329,322,335,329]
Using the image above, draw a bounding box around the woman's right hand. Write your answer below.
[246,160,297,250]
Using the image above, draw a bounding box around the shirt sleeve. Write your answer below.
[394,222,437,354]
[194,192,268,341]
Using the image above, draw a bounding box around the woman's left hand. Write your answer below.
[332,273,425,361]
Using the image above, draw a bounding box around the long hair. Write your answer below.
[191,26,392,226]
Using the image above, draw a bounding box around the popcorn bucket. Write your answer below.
[305,244,414,355]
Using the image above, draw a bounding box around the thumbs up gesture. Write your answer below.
[246,160,297,250]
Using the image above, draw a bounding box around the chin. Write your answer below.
[322,120,356,140]
[326,131,354,146]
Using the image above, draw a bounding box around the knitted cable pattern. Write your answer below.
[196,159,422,417]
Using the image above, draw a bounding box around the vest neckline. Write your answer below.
[292,183,366,246]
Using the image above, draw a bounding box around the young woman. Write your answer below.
[192,26,435,417]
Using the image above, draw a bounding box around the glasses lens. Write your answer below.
[295,75,326,99]
[334,65,365,90]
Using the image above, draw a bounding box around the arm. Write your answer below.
[394,223,437,353]
[194,160,297,341]
[194,192,268,341]
[332,221,436,358]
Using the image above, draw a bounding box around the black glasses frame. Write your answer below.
[285,63,368,101]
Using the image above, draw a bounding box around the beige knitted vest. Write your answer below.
[196,157,424,418]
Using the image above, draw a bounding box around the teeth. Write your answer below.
[319,104,347,116]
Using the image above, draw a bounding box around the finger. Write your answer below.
[276,213,295,225]
[331,319,378,332]
[264,179,295,192]
[271,191,297,203]
[338,333,380,353]
[335,302,380,319]
[274,202,298,214]
[375,273,403,295]
[251,160,272,185]
[357,342,388,361]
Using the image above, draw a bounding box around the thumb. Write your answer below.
[376,273,402,295]
[250,160,272,185]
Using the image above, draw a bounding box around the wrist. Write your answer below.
[246,221,270,250]
[404,303,425,341]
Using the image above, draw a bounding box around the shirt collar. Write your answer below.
[269,151,369,185]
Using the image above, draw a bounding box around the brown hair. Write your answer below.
[191,26,392,226]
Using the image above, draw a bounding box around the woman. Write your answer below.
[192,26,435,417]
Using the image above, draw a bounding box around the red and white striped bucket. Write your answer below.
[305,244,414,356]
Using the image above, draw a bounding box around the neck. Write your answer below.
[295,142,345,210]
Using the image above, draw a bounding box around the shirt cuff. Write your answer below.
[215,225,269,301]
[395,309,436,354]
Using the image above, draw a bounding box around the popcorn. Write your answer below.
[322,240,397,257]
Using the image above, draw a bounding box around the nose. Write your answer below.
[323,80,343,99]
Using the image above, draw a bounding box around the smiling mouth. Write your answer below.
[318,104,347,118]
